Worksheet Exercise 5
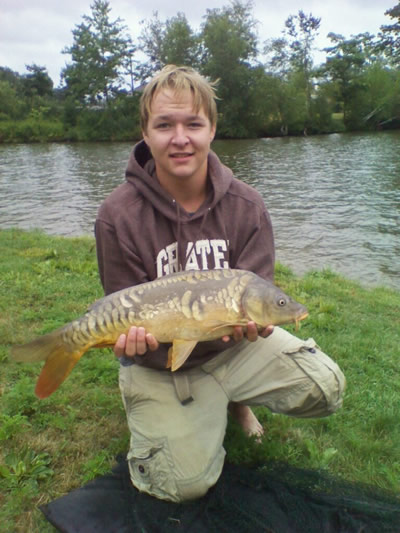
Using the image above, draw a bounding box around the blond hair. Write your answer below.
[140,65,218,132]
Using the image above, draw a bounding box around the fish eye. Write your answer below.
[277,298,286,307]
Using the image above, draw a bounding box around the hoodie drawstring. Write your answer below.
[173,201,212,272]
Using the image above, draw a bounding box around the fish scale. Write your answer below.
[11,269,308,398]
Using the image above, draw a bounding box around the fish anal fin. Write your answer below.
[92,340,115,348]
[168,340,198,371]
[35,347,85,399]
[166,347,172,369]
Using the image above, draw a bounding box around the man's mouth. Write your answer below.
[170,153,193,159]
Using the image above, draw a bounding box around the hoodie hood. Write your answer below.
[125,140,234,223]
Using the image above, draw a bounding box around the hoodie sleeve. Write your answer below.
[95,217,149,296]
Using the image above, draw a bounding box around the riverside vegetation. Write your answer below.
[0,228,400,531]
[1,0,400,143]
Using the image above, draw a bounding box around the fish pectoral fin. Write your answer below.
[208,324,230,333]
[168,340,198,371]
[207,322,246,334]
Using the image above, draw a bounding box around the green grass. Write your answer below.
[1,228,399,531]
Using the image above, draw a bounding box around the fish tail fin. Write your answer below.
[11,330,86,399]
[35,347,85,399]
[11,330,66,363]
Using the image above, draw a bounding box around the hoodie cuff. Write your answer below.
[119,355,135,367]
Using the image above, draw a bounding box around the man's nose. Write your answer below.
[172,125,189,145]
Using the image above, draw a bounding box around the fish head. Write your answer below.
[241,279,308,328]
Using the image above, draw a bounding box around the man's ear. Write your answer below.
[210,124,216,142]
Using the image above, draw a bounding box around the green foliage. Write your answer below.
[377,1,400,67]
[22,64,53,99]
[0,229,400,529]
[0,80,25,119]
[302,438,338,469]
[0,449,54,490]
[284,11,321,73]
[263,10,321,132]
[319,32,400,131]
[138,12,200,81]
[0,116,65,143]
[81,450,114,483]
[0,414,31,441]
[62,0,132,104]
[65,93,141,141]
[200,0,260,137]
[0,0,400,142]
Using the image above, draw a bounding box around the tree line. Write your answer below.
[0,0,399,143]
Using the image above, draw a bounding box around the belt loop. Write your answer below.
[172,373,194,405]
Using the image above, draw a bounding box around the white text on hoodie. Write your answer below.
[156,239,229,277]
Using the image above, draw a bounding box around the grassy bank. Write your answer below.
[1,228,399,531]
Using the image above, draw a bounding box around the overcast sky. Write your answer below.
[0,0,395,86]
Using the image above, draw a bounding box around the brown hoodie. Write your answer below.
[95,140,275,370]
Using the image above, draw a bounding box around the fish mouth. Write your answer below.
[294,311,309,331]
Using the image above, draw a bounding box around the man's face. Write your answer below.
[143,88,216,186]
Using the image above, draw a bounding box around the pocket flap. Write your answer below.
[283,337,318,356]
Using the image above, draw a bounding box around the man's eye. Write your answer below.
[156,123,170,129]
[189,122,202,128]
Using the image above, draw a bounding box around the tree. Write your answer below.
[137,12,199,81]
[163,13,200,68]
[123,38,138,94]
[377,2,400,67]
[322,33,372,129]
[62,0,132,104]
[200,0,260,137]
[22,64,53,98]
[0,81,22,119]
[137,12,165,80]
[363,62,399,128]
[284,11,321,73]
[0,67,23,90]
[264,10,321,131]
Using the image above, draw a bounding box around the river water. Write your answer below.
[0,132,399,290]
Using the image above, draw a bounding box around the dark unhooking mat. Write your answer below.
[41,458,400,533]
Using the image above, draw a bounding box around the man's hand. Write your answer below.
[114,326,159,358]
[222,321,274,343]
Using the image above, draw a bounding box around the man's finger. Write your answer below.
[136,327,147,355]
[261,325,274,338]
[114,333,127,358]
[146,333,159,351]
[246,321,259,342]
[233,325,244,342]
[125,326,138,356]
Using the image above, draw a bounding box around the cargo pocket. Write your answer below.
[282,337,346,417]
[127,439,179,502]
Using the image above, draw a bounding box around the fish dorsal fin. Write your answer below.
[167,340,198,371]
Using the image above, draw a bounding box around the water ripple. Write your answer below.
[0,132,399,290]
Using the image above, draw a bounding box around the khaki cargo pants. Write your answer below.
[119,327,346,503]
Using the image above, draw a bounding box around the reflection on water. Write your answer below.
[0,132,399,289]
[0,143,130,236]
[213,133,400,290]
